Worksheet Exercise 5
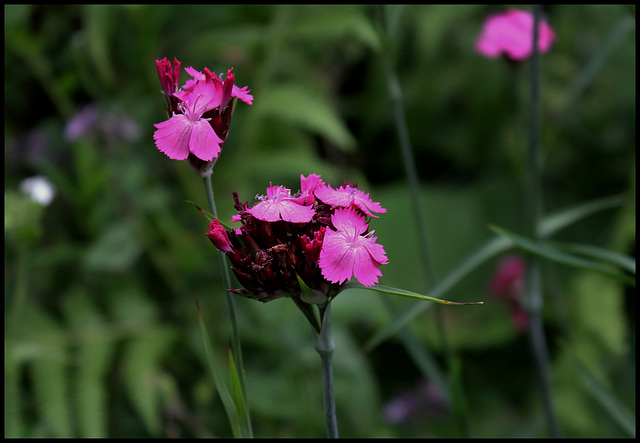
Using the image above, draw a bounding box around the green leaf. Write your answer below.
[488,224,635,287]
[228,345,253,438]
[364,194,628,352]
[122,326,177,436]
[83,219,142,272]
[254,85,357,153]
[550,241,635,275]
[345,283,483,306]
[195,300,242,438]
[538,194,627,239]
[27,309,73,438]
[62,289,116,438]
[567,347,636,437]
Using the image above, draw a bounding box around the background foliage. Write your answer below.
[5,4,635,438]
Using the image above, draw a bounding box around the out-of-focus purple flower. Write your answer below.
[64,105,99,141]
[476,8,555,61]
[64,104,141,144]
[383,381,448,425]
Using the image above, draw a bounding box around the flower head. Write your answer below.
[318,207,388,287]
[206,174,388,303]
[314,183,386,218]
[248,185,316,223]
[475,8,555,61]
[152,58,253,169]
[153,84,224,161]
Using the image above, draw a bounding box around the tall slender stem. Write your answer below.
[312,303,338,439]
[525,6,560,438]
[202,172,249,409]
[374,6,465,434]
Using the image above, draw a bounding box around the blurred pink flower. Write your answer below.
[319,207,388,287]
[489,254,530,331]
[476,8,555,61]
[248,185,316,223]
[315,183,387,218]
[489,254,525,299]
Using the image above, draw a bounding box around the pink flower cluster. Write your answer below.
[476,8,555,61]
[153,57,253,170]
[206,174,389,303]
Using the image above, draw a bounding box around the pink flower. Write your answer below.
[489,254,525,299]
[206,218,234,253]
[248,185,316,223]
[182,66,253,105]
[319,207,388,286]
[476,8,555,61]
[299,173,325,204]
[152,59,253,166]
[314,183,386,218]
[153,82,224,161]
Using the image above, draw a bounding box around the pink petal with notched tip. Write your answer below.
[188,118,223,161]
[153,114,192,160]
[318,208,388,287]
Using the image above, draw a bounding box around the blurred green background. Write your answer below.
[4,5,635,438]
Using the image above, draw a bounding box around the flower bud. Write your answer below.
[206,218,233,253]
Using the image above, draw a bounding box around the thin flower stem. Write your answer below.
[202,173,250,411]
[311,303,339,439]
[374,7,466,434]
[525,6,560,438]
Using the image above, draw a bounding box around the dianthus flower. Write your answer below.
[318,208,389,286]
[315,183,387,218]
[206,174,388,303]
[475,8,555,61]
[248,185,316,223]
[152,58,253,174]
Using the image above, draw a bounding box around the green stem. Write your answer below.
[374,6,465,434]
[525,6,560,438]
[311,303,339,439]
[202,172,250,415]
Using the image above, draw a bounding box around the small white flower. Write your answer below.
[19,176,56,206]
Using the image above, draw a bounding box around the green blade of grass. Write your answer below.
[344,283,483,306]
[488,224,635,287]
[550,241,635,275]
[567,347,636,437]
[363,194,628,352]
[195,300,242,438]
[228,344,253,438]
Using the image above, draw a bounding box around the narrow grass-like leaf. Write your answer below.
[345,283,483,306]
[185,200,215,223]
[228,344,253,438]
[195,300,242,438]
[538,194,627,239]
[488,224,635,287]
[550,241,635,275]
[568,348,636,437]
[364,194,628,352]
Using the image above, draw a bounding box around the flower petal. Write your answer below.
[153,114,192,160]
[188,118,223,161]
